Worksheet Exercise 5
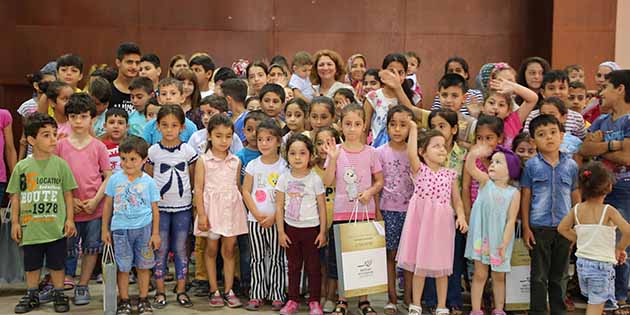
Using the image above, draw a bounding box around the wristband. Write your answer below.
[608,141,613,152]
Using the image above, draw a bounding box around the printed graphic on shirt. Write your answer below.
[19,172,62,224]
[254,172,280,203]
[158,162,187,197]
[114,181,149,212]
[285,180,306,221]
[343,167,359,201]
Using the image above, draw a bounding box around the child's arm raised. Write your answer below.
[407,118,421,175]
[489,78,538,122]
[275,190,290,248]
[464,145,492,188]
[451,177,468,233]
[557,205,577,243]
[194,159,209,232]
[322,138,340,186]
[499,190,522,258]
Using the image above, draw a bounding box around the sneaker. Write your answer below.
[322,300,335,313]
[223,290,242,308]
[208,290,224,308]
[138,297,153,315]
[116,299,132,315]
[280,300,299,315]
[73,285,90,305]
[409,304,423,315]
[272,300,285,311]
[38,286,54,304]
[96,274,103,284]
[565,297,576,312]
[309,301,324,315]
[14,293,40,314]
[245,299,264,311]
[52,290,70,313]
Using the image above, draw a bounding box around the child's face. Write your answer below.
[209,124,233,154]
[385,61,406,86]
[261,92,283,118]
[525,62,544,90]
[387,111,411,144]
[362,74,381,95]
[104,114,128,142]
[58,66,83,87]
[268,67,286,85]
[285,103,305,132]
[350,58,366,82]
[340,111,364,142]
[495,69,516,83]
[514,139,536,163]
[182,79,194,99]
[157,114,184,142]
[421,136,447,165]
[248,66,267,92]
[28,125,58,155]
[333,94,351,115]
[158,84,184,105]
[309,103,334,130]
[130,89,151,112]
[68,111,92,135]
[199,104,221,128]
[243,119,260,149]
[246,99,261,111]
[475,125,502,150]
[446,61,468,80]
[52,86,74,115]
[139,61,161,84]
[568,69,585,83]
[406,57,419,75]
[532,123,563,154]
[145,103,160,121]
[171,59,189,76]
[600,80,622,109]
[596,66,614,89]
[117,54,141,79]
[316,56,337,81]
[284,87,294,102]
[430,115,457,145]
[287,140,311,171]
[315,130,333,160]
[487,152,510,181]
[92,96,108,115]
[191,65,211,84]
[482,94,511,119]
[540,103,567,124]
[256,129,279,156]
[568,87,587,113]
[439,86,465,112]
[120,151,146,176]
[542,80,569,102]
[293,64,312,79]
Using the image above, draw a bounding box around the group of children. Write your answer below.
[3,42,630,315]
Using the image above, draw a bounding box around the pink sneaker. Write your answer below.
[208,290,224,308]
[309,301,324,315]
[279,300,298,315]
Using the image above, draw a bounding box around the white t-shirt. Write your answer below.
[188,129,243,155]
[147,142,199,212]
[276,170,325,228]
[288,74,315,101]
[200,89,214,98]
[245,157,287,222]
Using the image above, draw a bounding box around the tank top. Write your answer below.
[574,204,617,264]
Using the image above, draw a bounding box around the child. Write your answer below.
[247,61,269,97]
[275,134,327,315]
[128,76,155,137]
[174,69,203,128]
[511,132,536,165]
[157,77,185,106]
[188,95,243,154]
[221,78,249,142]
[102,136,161,315]
[0,108,17,200]
[289,51,315,102]
[241,119,287,311]
[111,43,142,113]
[246,96,261,111]
[565,64,585,83]
[558,161,630,315]
[465,144,521,315]
[9,113,78,314]
[362,69,382,100]
[397,124,468,315]
[404,51,422,100]
[431,57,484,117]
[282,98,309,144]
[144,105,198,308]
[43,81,74,139]
[189,55,216,98]
[309,96,336,131]
[333,88,356,119]
[568,81,588,114]
[377,105,415,314]
[89,77,112,137]
[521,114,580,315]
[55,94,112,306]
[145,97,160,122]
[259,83,286,130]
[139,53,162,90]
[538,97,583,156]
[268,63,288,87]
[213,67,238,95]
[193,115,248,308]
[100,108,129,172]
[56,54,83,91]
[436,73,477,148]
[167,55,188,78]
[321,103,384,315]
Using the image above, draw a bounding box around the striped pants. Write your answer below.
[248,221,286,301]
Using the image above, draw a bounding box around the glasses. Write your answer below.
[568,95,585,101]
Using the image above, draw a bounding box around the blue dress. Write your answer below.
[464,180,518,272]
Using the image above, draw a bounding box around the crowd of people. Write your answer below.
[1,41,630,315]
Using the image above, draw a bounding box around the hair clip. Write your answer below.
[583,170,592,177]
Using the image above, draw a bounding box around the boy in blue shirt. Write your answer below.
[101,136,161,315]
[521,114,580,315]
[142,78,197,144]
[128,76,154,137]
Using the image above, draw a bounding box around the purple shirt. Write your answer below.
[377,143,413,211]
[0,109,11,182]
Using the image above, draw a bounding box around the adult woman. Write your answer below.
[346,54,367,101]
[168,54,189,78]
[309,49,354,99]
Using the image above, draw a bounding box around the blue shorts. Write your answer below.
[382,210,406,251]
[67,219,103,257]
[577,257,616,305]
[112,223,155,272]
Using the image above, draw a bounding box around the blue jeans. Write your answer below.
[423,230,466,308]
[65,219,103,276]
[607,179,630,302]
[154,210,191,281]
[112,223,155,272]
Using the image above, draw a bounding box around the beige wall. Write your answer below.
[616,0,630,68]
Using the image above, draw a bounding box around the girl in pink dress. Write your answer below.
[397,121,468,315]
[194,115,248,308]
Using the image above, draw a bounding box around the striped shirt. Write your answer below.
[523,109,587,140]
[431,89,484,116]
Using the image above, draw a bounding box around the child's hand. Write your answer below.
[456,215,468,233]
[617,249,627,265]
[379,69,401,89]
[497,241,510,259]
[149,234,161,251]
[315,232,327,248]
[197,214,210,232]
[260,215,275,228]
[64,220,77,238]
[102,230,112,246]
[73,198,84,214]
[407,116,417,130]
[469,144,493,159]
[83,198,98,214]
[279,232,292,248]
[489,78,515,95]
[11,223,21,243]
[357,191,372,205]
[523,227,536,250]
[322,137,340,160]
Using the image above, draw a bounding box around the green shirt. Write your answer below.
[6,156,77,246]
[445,143,467,187]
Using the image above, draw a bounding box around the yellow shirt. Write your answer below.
[314,165,335,229]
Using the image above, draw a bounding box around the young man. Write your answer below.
[128,76,155,137]
[102,136,161,315]
[139,53,162,91]
[580,70,630,310]
[8,113,78,313]
[110,42,141,113]
[187,95,243,154]
[100,107,129,172]
[189,55,216,98]
[521,114,580,315]
[54,93,112,306]
[220,78,249,142]
[437,73,476,148]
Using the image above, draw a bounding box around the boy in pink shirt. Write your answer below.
[55,93,112,305]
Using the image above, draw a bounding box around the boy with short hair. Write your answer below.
[89,77,112,137]
[128,76,155,137]
[580,70,630,307]
[188,95,243,154]
[56,54,83,91]
[213,67,238,96]
[568,81,588,114]
[100,107,129,172]
[8,113,78,313]
[437,73,476,147]
[111,42,141,113]
[538,96,583,156]
[139,53,161,91]
[101,136,161,315]
[289,51,315,101]
[144,97,160,122]
[221,78,249,142]
[156,77,185,106]
[521,114,580,315]
[55,93,112,306]
[259,83,286,130]
[190,55,216,98]
[565,64,585,83]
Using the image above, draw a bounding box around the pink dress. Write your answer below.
[193,151,248,237]
[396,163,456,277]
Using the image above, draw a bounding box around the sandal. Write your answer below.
[450,306,464,315]
[491,309,506,315]
[63,278,74,291]
[152,292,167,309]
[116,299,132,315]
[384,302,398,315]
[138,298,153,315]
[408,304,422,315]
[614,305,630,315]
[176,292,193,308]
[358,301,377,315]
[436,308,450,315]
[332,300,348,315]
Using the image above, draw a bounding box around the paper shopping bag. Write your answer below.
[102,244,117,315]
[334,220,388,297]
[505,237,531,311]
[0,201,24,284]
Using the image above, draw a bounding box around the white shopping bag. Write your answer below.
[102,244,117,315]
[506,222,530,311]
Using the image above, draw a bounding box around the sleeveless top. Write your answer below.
[574,204,617,264]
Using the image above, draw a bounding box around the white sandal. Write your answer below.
[408,304,422,315]
[436,308,450,315]
[384,302,398,315]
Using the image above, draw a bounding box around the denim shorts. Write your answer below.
[382,210,406,251]
[577,257,616,305]
[112,223,155,272]
[67,218,103,257]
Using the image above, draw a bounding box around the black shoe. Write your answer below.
[138,298,153,315]
[116,299,132,315]
[52,291,70,313]
[14,293,40,313]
